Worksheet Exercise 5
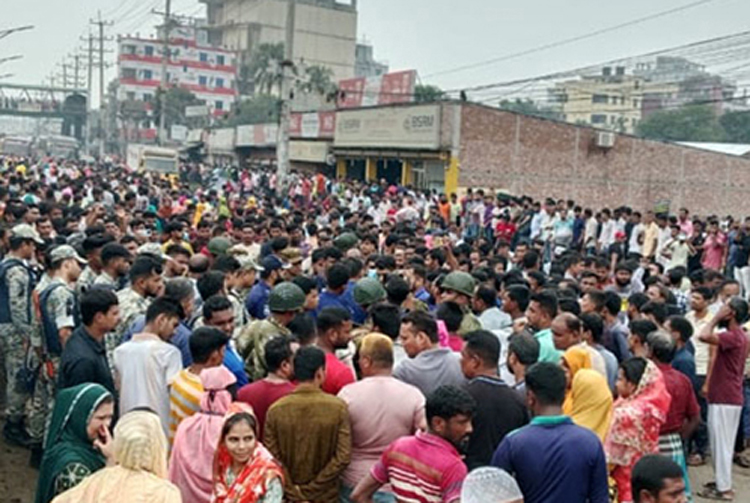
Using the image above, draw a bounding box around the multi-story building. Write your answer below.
[549,67,651,134]
[117,26,238,116]
[201,0,357,81]
[355,41,388,78]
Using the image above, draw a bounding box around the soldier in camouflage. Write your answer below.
[75,234,113,297]
[236,282,305,380]
[109,255,164,365]
[93,242,132,291]
[0,224,43,446]
[28,245,87,462]
[440,271,482,336]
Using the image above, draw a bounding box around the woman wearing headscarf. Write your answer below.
[212,403,284,503]
[169,366,237,503]
[35,383,115,503]
[51,410,181,503]
[605,357,671,503]
[561,347,613,442]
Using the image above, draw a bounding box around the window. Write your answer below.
[591,114,607,124]
[592,94,608,104]
[123,44,136,55]
[633,99,640,108]
[216,54,225,66]
[199,75,208,86]
[143,93,153,102]
[216,77,224,88]
[126,91,136,100]
[142,69,153,80]
[144,45,154,56]
[183,65,188,73]
[199,52,208,62]
[121,68,136,79]
[215,100,223,110]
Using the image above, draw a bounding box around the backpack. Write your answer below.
[0,258,34,324]
[38,283,81,357]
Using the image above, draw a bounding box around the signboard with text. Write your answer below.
[290,111,336,139]
[337,70,417,109]
[334,104,442,150]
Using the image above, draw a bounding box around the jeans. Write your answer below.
[690,375,709,457]
[340,485,397,503]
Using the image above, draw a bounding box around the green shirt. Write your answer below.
[534,328,563,363]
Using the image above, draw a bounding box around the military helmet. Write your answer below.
[353,277,387,306]
[441,271,477,298]
[334,232,359,252]
[207,237,232,256]
[268,282,306,312]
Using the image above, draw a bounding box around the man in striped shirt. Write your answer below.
[351,385,475,503]
[168,327,228,444]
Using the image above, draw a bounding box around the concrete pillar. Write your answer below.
[336,158,347,179]
[365,157,376,182]
[445,156,459,195]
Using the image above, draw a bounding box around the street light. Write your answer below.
[0,55,22,65]
[0,25,34,41]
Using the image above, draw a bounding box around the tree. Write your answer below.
[719,111,750,143]
[151,87,202,130]
[221,94,281,127]
[414,84,445,103]
[300,65,336,97]
[498,98,561,120]
[243,43,285,95]
[636,104,727,142]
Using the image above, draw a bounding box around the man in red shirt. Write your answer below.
[317,306,356,395]
[647,331,700,501]
[697,299,750,501]
[351,385,475,503]
[237,336,296,440]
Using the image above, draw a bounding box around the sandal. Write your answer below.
[733,454,750,468]
[697,487,734,501]
[688,453,705,466]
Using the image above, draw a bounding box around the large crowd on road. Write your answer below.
[0,154,748,503]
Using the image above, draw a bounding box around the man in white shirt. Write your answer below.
[114,297,184,436]
[598,209,615,253]
[628,211,645,257]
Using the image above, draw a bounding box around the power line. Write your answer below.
[424,0,724,80]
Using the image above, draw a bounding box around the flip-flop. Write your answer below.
[733,455,750,468]
[688,454,705,466]
[697,487,734,501]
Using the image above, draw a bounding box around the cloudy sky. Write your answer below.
[2,0,748,103]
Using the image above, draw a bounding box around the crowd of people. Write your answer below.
[0,154,748,503]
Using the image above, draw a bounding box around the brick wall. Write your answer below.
[457,103,750,216]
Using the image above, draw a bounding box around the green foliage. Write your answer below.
[221,94,281,127]
[242,43,285,95]
[636,104,727,142]
[300,65,336,96]
[498,99,561,120]
[152,87,201,129]
[719,111,750,143]
[414,84,445,103]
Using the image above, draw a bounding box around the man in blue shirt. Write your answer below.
[316,263,353,316]
[245,256,286,320]
[665,315,698,391]
[491,362,609,503]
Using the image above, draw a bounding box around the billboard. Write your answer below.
[334,104,442,150]
[236,124,278,147]
[290,141,330,163]
[290,111,336,139]
[338,70,417,109]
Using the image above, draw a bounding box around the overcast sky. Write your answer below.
[2,0,749,102]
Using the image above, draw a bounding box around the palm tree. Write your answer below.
[245,43,285,95]
[301,65,335,96]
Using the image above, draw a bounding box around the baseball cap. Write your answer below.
[278,247,303,265]
[261,255,290,272]
[235,254,265,272]
[11,224,44,245]
[49,244,88,265]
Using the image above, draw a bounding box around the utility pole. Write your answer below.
[276,0,296,191]
[80,33,95,154]
[158,0,172,146]
[73,54,81,89]
[90,11,113,158]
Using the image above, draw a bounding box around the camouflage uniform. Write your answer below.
[28,278,76,443]
[75,266,99,297]
[107,288,150,372]
[93,271,119,290]
[229,290,250,330]
[0,258,37,425]
[459,309,482,336]
[236,317,291,381]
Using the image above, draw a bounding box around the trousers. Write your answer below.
[0,326,31,423]
[708,403,742,492]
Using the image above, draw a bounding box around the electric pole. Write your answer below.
[90,12,113,158]
[80,33,95,153]
[158,0,172,146]
[276,0,296,191]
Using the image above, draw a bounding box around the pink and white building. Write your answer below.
[117,30,238,118]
